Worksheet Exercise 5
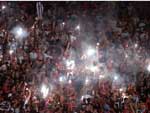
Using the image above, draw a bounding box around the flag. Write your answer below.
[36,2,44,20]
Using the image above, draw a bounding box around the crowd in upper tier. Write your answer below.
[0,2,150,113]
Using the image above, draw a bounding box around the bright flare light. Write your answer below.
[87,48,96,57]
[17,27,23,36]
[114,76,118,81]
[9,50,14,55]
[134,43,138,48]
[125,54,128,58]
[147,64,150,72]
[99,75,105,79]
[66,60,75,70]
[41,84,49,98]
[75,25,80,30]
[97,43,100,46]
[62,22,65,25]
[2,5,6,10]
[85,78,89,85]
[59,76,64,82]
[119,88,123,92]
[59,76,66,83]
[11,26,28,39]
[68,79,72,84]
[89,65,98,73]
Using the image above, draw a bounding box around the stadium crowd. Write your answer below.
[0,2,150,113]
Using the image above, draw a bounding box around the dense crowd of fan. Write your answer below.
[0,2,150,113]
